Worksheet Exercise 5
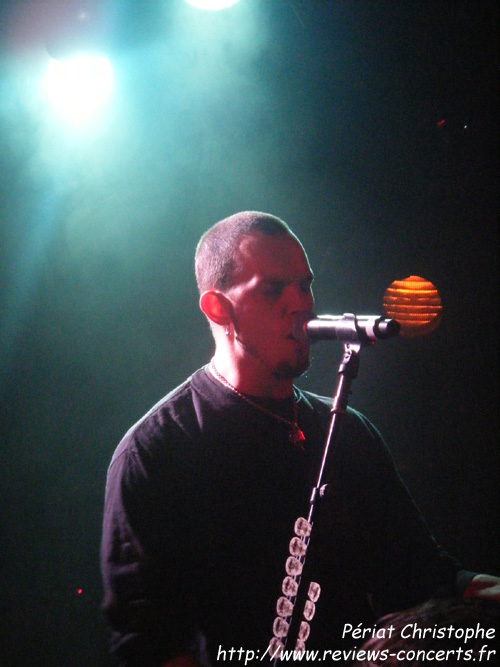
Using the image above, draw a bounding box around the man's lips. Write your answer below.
[287,314,314,343]
[286,332,309,348]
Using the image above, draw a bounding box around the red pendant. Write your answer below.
[291,424,306,449]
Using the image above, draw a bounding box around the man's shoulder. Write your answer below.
[299,388,380,430]
[298,389,397,498]
[110,368,209,465]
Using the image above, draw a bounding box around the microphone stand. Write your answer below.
[270,333,366,662]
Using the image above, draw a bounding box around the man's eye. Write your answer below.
[263,282,284,297]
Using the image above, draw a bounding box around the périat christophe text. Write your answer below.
[216,622,497,663]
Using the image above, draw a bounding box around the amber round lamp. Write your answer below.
[383,276,442,338]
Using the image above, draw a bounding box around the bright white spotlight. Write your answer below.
[184,0,240,10]
[43,54,113,124]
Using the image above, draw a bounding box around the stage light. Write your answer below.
[383,276,442,338]
[183,0,240,10]
[42,54,113,124]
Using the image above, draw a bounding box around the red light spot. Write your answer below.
[77,589,83,595]
[436,119,445,127]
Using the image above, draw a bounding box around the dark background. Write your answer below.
[0,1,498,664]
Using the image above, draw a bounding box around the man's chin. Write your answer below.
[273,355,310,381]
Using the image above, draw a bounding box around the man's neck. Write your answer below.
[211,354,294,399]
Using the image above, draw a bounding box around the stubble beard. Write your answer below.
[272,351,311,381]
[234,330,311,381]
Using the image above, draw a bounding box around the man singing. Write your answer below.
[101,211,499,666]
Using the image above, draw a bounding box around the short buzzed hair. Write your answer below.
[195,211,294,293]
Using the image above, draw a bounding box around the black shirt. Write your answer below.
[101,367,468,666]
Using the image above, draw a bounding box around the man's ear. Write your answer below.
[199,290,233,326]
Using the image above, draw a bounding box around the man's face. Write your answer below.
[224,232,315,380]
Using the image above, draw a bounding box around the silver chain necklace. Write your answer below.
[209,359,306,449]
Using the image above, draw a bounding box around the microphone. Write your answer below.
[293,313,400,345]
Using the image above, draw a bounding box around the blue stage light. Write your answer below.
[42,54,113,124]
[184,0,240,10]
